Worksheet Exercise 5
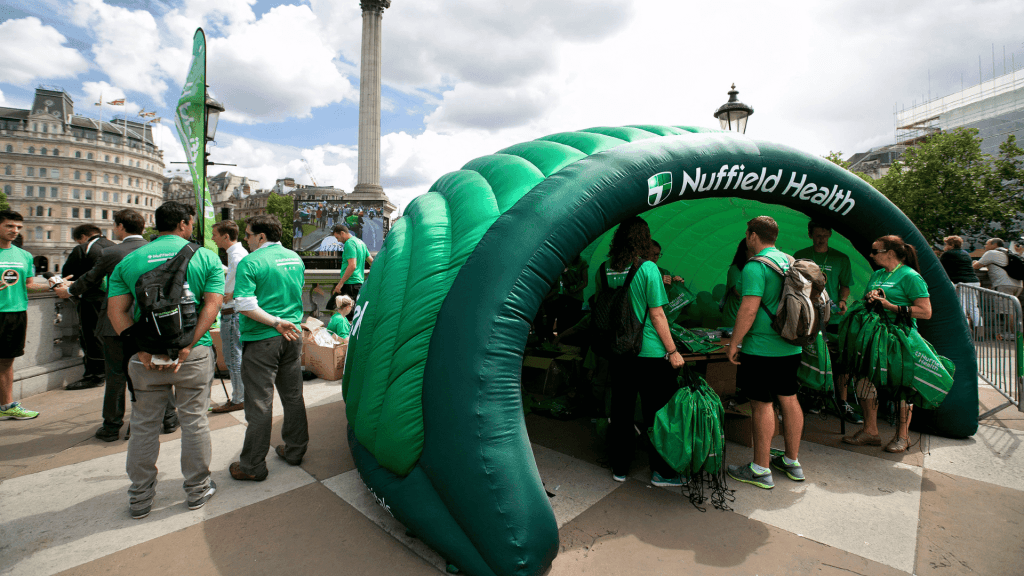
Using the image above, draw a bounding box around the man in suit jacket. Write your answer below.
[61,224,116,390]
[56,210,178,441]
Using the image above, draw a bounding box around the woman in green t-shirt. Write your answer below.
[721,239,754,326]
[598,217,685,487]
[327,295,355,339]
[843,235,932,454]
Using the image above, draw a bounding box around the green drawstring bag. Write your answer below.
[670,324,723,355]
[664,283,697,323]
[898,327,955,409]
[797,332,833,393]
[650,385,696,474]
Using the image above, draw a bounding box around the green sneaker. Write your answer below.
[1,402,39,420]
[727,463,774,489]
[770,454,806,481]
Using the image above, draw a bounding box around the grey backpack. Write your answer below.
[749,254,831,346]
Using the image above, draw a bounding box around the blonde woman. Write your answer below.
[327,295,355,339]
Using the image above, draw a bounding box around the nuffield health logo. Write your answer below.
[648,172,672,206]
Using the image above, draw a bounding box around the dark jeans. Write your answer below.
[78,299,106,380]
[608,355,678,478]
[100,335,177,432]
[239,335,308,477]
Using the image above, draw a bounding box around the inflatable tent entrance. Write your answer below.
[342,125,979,576]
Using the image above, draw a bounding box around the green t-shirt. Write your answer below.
[0,246,35,313]
[795,246,853,325]
[597,260,669,358]
[342,236,369,285]
[327,313,351,338]
[108,235,225,348]
[234,243,306,342]
[739,247,802,357]
[865,265,929,326]
[722,264,743,326]
[346,214,359,227]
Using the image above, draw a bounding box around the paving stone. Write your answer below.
[924,422,1024,492]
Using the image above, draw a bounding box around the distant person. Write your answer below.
[940,235,980,331]
[107,201,224,518]
[211,220,248,414]
[794,221,859,424]
[721,239,753,326]
[345,210,362,239]
[727,216,805,490]
[973,238,1022,296]
[292,217,304,250]
[230,215,308,481]
[651,240,685,323]
[62,224,116,390]
[331,224,373,319]
[0,210,47,421]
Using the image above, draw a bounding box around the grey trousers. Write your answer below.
[239,335,307,478]
[126,346,214,510]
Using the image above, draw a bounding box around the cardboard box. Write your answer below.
[705,360,736,399]
[723,402,782,447]
[301,318,348,381]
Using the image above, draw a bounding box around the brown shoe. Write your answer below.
[275,445,302,466]
[884,436,910,453]
[229,461,267,482]
[211,402,244,414]
[842,430,882,446]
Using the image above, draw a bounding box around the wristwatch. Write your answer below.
[272,317,281,328]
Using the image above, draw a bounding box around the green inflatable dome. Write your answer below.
[342,125,978,576]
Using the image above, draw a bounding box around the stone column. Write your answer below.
[351,0,391,203]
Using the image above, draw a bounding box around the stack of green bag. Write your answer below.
[797,332,834,394]
[837,300,955,409]
[670,324,723,355]
[649,369,732,511]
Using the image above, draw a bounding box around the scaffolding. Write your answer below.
[896,67,1024,154]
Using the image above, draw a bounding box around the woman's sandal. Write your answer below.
[842,430,882,446]
[885,436,910,453]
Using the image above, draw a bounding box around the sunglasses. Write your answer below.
[870,248,889,255]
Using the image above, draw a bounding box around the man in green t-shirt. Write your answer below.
[107,201,225,519]
[0,210,48,421]
[229,215,308,482]
[726,216,805,491]
[331,224,373,320]
[794,221,861,424]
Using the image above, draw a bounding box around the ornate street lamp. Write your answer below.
[713,84,754,134]
[204,94,225,142]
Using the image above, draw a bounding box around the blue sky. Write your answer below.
[2,0,1023,213]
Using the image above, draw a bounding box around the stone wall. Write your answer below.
[13,293,86,400]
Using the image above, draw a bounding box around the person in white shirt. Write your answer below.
[974,238,1023,296]
[211,220,249,413]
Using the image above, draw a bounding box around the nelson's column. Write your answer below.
[350,0,396,225]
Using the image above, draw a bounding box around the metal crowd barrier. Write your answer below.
[956,283,1024,419]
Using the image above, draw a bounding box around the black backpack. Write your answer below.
[996,248,1024,280]
[591,261,649,358]
[123,243,200,360]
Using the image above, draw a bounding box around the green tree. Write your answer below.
[823,151,874,184]
[266,193,295,249]
[0,189,8,211]
[873,128,1020,246]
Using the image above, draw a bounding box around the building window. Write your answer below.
[39,168,47,178]
[27,146,34,154]
[42,124,48,133]
[41,147,47,155]
[85,189,93,200]
[35,226,43,240]
[50,187,57,198]
[102,209,108,219]
[115,156,120,164]
[35,206,43,217]
[3,185,10,195]
[85,172,92,181]
[104,174,109,183]
[26,167,34,177]
[53,149,59,156]
[25,186,33,197]
[3,166,9,175]
[46,230,52,240]
[4,145,11,152]
[32,123,37,132]
[75,151,81,158]
[47,207,52,217]
[72,189,80,199]
[85,208,92,218]
[113,192,119,202]
[72,208,79,218]
[74,170,80,180]
[102,191,108,201]
[126,194,131,203]
[87,152,93,160]
[134,196,139,204]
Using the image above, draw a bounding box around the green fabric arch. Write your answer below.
[342,126,978,576]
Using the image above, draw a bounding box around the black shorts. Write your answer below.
[0,311,28,359]
[736,352,801,403]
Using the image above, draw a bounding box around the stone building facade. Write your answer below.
[0,87,166,273]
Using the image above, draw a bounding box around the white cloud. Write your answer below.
[72,0,167,101]
[207,4,358,124]
[425,84,557,132]
[0,17,90,85]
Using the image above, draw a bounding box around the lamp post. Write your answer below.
[713,84,754,134]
